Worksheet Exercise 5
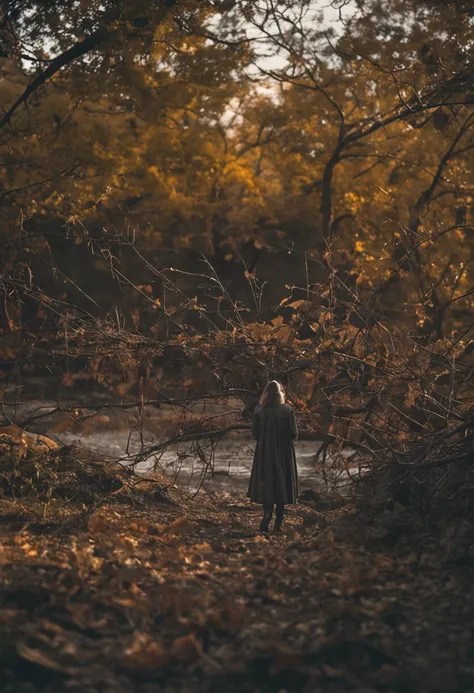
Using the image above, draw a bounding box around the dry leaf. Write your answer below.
[287,299,312,311]
[215,603,247,630]
[88,514,107,533]
[253,534,268,543]
[193,541,213,553]
[130,519,149,533]
[35,434,59,450]
[50,419,75,434]
[17,643,71,674]
[271,650,303,673]
[162,516,193,536]
[171,633,202,663]
[122,634,167,671]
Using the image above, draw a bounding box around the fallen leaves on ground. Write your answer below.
[0,479,473,693]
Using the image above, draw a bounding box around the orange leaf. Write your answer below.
[287,300,311,311]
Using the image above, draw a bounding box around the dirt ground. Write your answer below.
[0,458,473,693]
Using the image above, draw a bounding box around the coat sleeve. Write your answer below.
[251,408,260,439]
[289,407,298,440]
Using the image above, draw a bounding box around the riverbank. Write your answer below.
[0,447,473,692]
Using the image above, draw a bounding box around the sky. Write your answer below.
[246,1,356,75]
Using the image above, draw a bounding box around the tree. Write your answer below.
[3,0,474,497]
[241,0,474,238]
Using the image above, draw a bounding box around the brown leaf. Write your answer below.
[171,633,202,663]
[215,603,248,630]
[129,519,150,533]
[61,372,74,387]
[87,513,107,533]
[162,516,193,536]
[122,634,167,671]
[49,418,75,434]
[17,643,72,674]
[271,650,303,673]
[35,434,60,451]
[253,534,268,543]
[193,541,213,553]
[287,299,312,311]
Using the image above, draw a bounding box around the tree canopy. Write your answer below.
[2,0,474,467]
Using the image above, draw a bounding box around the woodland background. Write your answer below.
[2,0,474,514]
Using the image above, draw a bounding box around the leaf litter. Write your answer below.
[0,448,473,692]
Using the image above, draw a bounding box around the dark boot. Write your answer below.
[274,505,285,532]
[259,504,273,533]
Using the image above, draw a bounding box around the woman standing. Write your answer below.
[248,381,298,533]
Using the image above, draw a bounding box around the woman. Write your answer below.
[248,380,298,533]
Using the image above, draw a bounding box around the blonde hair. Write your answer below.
[259,380,285,406]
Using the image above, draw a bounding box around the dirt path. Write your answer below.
[1,488,473,693]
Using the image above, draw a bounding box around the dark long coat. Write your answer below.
[247,403,298,505]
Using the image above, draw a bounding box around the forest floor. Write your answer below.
[0,450,473,693]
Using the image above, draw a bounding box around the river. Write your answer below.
[1,397,363,495]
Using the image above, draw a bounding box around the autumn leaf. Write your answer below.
[161,516,193,536]
[17,643,72,674]
[61,372,74,387]
[88,513,107,533]
[122,634,167,671]
[50,418,75,434]
[287,299,312,311]
[171,633,202,663]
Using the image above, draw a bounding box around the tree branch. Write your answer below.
[0,28,111,130]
